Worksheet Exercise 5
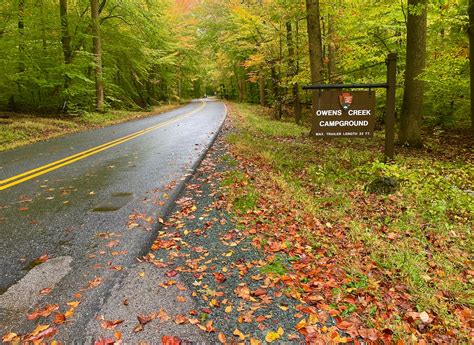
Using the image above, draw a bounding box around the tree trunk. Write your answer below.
[18,0,25,74]
[286,22,302,124]
[305,0,324,134]
[60,0,73,110]
[327,11,337,82]
[91,0,104,112]
[271,63,281,120]
[399,0,427,147]
[259,69,266,106]
[469,0,474,129]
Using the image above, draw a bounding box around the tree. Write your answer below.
[59,0,72,110]
[469,0,474,129]
[305,0,324,135]
[286,21,302,124]
[91,0,104,112]
[399,0,427,147]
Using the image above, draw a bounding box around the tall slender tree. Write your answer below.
[286,21,302,124]
[469,0,474,129]
[91,0,104,111]
[60,0,72,110]
[399,0,427,147]
[305,0,324,135]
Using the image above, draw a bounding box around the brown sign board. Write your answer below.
[313,90,376,138]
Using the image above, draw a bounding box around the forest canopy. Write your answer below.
[0,0,472,133]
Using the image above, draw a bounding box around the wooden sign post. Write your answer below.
[303,53,398,162]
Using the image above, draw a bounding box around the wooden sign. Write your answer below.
[313,90,376,138]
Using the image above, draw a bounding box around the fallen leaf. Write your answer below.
[235,285,251,300]
[166,270,178,277]
[174,314,187,324]
[265,331,281,343]
[218,332,226,343]
[53,313,66,324]
[162,335,182,345]
[213,272,226,283]
[250,338,261,345]
[27,304,59,320]
[114,331,122,341]
[39,287,52,295]
[2,332,19,343]
[24,326,58,342]
[233,328,245,340]
[158,309,171,322]
[87,277,102,289]
[100,319,124,330]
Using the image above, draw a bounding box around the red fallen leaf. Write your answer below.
[53,313,66,325]
[100,319,124,330]
[39,287,52,295]
[337,320,353,330]
[166,270,178,277]
[162,335,182,345]
[213,272,226,283]
[95,338,115,345]
[29,254,49,267]
[27,304,59,320]
[253,288,266,296]
[24,327,58,342]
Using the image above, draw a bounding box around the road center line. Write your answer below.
[0,101,206,191]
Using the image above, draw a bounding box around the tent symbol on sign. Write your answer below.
[339,92,353,111]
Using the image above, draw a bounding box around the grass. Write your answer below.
[0,103,183,151]
[224,102,473,337]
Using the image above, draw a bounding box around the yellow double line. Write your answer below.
[0,102,206,191]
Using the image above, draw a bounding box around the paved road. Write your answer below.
[0,99,226,341]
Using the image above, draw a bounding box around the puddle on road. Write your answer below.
[92,192,134,212]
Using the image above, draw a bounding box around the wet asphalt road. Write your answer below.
[0,99,226,338]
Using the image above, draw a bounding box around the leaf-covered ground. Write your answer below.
[2,102,472,344]
[147,102,472,343]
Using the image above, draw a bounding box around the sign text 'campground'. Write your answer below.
[314,90,376,138]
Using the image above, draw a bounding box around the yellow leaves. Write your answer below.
[265,327,284,343]
[2,332,19,343]
[243,53,266,69]
[225,305,233,313]
[176,295,187,303]
[233,328,246,340]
